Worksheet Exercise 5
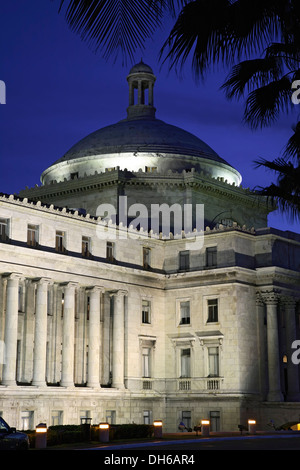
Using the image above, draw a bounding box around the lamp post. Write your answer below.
[153,420,163,438]
[35,423,47,449]
[248,419,256,434]
[201,419,210,437]
[99,422,110,443]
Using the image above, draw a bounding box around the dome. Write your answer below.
[128,60,154,75]
[41,62,242,186]
[53,118,228,166]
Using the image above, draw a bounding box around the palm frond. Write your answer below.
[243,75,292,128]
[56,0,178,64]
[221,56,283,100]
[283,121,300,162]
[265,42,300,70]
[254,158,300,220]
[160,0,288,78]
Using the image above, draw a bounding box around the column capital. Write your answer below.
[280,295,297,308]
[61,281,78,290]
[2,272,22,281]
[258,289,281,305]
[86,285,104,294]
[32,277,52,286]
[256,292,265,306]
[110,289,128,298]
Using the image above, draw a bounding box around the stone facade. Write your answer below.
[1,62,300,432]
[0,192,299,431]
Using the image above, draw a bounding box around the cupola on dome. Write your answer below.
[41,62,242,186]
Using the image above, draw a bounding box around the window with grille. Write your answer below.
[142,300,151,324]
[106,241,114,261]
[208,347,219,377]
[179,301,190,325]
[55,230,65,253]
[82,236,91,257]
[182,411,191,429]
[143,247,151,269]
[180,348,191,377]
[206,246,217,267]
[142,347,151,378]
[27,224,38,247]
[179,250,189,270]
[207,299,218,322]
[0,218,9,241]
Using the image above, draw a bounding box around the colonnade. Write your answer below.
[257,289,300,402]
[0,273,127,389]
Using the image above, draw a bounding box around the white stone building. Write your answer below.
[0,62,300,432]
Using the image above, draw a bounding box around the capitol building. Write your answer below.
[0,62,300,432]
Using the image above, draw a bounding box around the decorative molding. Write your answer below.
[258,289,281,305]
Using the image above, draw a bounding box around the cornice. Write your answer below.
[18,167,271,210]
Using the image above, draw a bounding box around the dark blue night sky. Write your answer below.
[1,0,300,234]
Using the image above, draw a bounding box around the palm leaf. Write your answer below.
[243,75,292,128]
[265,42,300,70]
[160,0,287,78]
[254,157,300,220]
[56,0,182,64]
[283,121,300,162]
[221,57,283,100]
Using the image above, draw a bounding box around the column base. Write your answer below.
[32,381,47,387]
[87,383,101,389]
[112,383,125,390]
[60,382,75,388]
[267,390,284,402]
[1,380,16,387]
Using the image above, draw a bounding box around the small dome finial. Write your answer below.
[126,62,156,120]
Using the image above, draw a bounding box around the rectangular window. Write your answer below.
[208,347,219,377]
[106,410,116,424]
[142,347,151,378]
[145,166,157,172]
[0,218,9,242]
[106,241,114,261]
[182,411,192,430]
[180,348,190,377]
[143,247,151,269]
[210,411,220,432]
[82,236,91,257]
[55,230,65,253]
[207,299,218,322]
[206,246,217,267]
[142,300,151,324]
[20,411,34,431]
[51,411,63,426]
[70,172,79,179]
[180,301,190,325]
[179,250,189,270]
[27,224,38,247]
[143,410,152,425]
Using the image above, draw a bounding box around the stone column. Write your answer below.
[256,294,267,397]
[138,80,142,105]
[102,292,111,385]
[87,286,103,388]
[2,274,20,386]
[21,279,35,383]
[112,290,127,389]
[61,282,76,387]
[262,290,283,401]
[32,278,50,387]
[283,296,300,401]
[129,82,134,106]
